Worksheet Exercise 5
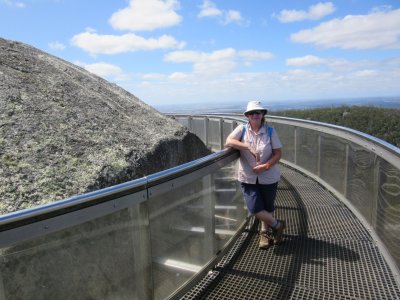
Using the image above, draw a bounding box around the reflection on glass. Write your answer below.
[0,204,151,300]
[148,161,246,300]
[376,158,400,268]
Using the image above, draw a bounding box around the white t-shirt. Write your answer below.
[228,123,282,184]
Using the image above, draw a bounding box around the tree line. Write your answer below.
[272,106,400,148]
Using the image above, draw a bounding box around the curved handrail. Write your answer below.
[0,147,237,230]
[268,115,400,155]
[171,113,400,286]
[170,113,400,160]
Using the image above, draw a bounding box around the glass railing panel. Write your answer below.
[270,122,295,163]
[208,118,222,151]
[296,127,319,173]
[222,120,238,147]
[0,197,151,300]
[375,157,400,268]
[173,116,189,128]
[319,134,347,194]
[346,142,376,223]
[147,158,245,300]
[191,118,206,144]
[213,164,247,251]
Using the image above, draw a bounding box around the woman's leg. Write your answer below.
[258,182,285,245]
[255,210,275,227]
[241,182,285,246]
[258,182,278,231]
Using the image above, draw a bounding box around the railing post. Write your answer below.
[294,127,298,165]
[343,144,349,198]
[317,134,321,177]
[129,203,153,300]
[219,118,224,150]
[371,154,379,229]
[188,116,193,132]
[204,117,209,148]
[202,175,216,257]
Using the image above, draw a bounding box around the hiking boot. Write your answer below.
[272,220,286,245]
[259,231,273,249]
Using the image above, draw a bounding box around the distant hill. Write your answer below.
[273,106,400,148]
[157,98,400,148]
[156,97,400,114]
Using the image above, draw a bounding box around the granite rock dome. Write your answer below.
[0,38,210,214]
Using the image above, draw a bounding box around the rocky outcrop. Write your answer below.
[0,37,210,214]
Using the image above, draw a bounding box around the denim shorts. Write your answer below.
[240,181,278,214]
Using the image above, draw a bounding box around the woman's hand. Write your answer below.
[252,163,271,174]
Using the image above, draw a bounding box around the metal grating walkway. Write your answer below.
[179,165,400,300]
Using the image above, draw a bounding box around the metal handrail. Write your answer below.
[0,147,237,230]
[170,113,400,158]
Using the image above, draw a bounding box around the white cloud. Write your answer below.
[75,61,130,81]
[193,60,237,76]
[308,2,336,19]
[165,48,273,64]
[126,52,400,106]
[352,70,377,77]
[165,48,236,75]
[385,57,400,66]
[239,50,274,61]
[285,55,393,74]
[224,10,244,24]
[165,48,274,76]
[277,2,335,23]
[1,0,25,8]
[291,9,400,49]
[198,0,222,18]
[48,42,66,50]
[164,50,202,62]
[84,62,123,77]
[198,0,247,25]
[127,65,400,106]
[109,0,182,31]
[71,30,185,55]
[169,72,190,80]
[165,48,236,63]
[286,55,326,66]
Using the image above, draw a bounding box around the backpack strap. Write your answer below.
[240,123,248,141]
[267,126,273,139]
[240,123,273,141]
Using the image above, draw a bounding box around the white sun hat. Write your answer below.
[244,101,268,115]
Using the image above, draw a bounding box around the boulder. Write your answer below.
[0,37,210,214]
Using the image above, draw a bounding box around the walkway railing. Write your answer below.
[0,114,399,299]
[171,114,400,284]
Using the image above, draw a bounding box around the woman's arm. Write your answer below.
[226,136,249,150]
[253,148,282,174]
[225,136,257,157]
[268,148,282,167]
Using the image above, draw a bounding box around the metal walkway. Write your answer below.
[179,165,400,300]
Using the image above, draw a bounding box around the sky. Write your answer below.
[0,0,400,109]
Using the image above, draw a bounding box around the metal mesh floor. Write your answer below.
[179,166,400,300]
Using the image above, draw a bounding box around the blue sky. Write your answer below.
[1,0,400,108]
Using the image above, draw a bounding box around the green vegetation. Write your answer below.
[272,106,400,148]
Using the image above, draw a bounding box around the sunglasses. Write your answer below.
[247,110,263,116]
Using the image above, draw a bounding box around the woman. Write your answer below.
[226,101,285,249]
